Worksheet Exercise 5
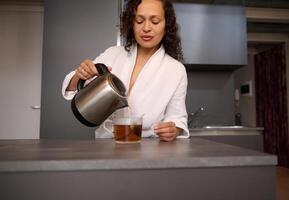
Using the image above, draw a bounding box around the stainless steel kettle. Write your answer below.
[71,63,128,127]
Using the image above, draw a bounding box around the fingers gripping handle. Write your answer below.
[77,63,110,91]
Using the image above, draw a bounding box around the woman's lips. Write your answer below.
[141,35,153,41]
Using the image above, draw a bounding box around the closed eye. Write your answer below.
[151,16,161,25]
[135,16,144,24]
[152,21,160,25]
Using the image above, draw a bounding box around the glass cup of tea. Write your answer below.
[104,115,143,144]
[112,117,142,144]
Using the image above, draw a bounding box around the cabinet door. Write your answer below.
[174,3,247,66]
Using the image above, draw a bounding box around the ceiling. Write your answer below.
[173,0,289,8]
[1,0,288,8]
[0,0,43,2]
[0,0,43,4]
[1,0,288,33]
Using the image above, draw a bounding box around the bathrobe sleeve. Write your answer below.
[61,46,123,100]
[163,67,189,138]
[62,71,77,100]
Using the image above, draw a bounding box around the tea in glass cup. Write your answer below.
[113,117,142,144]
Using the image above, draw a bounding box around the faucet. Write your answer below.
[188,107,204,128]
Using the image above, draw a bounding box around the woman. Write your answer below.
[62,0,189,141]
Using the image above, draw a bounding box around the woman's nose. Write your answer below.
[143,21,151,32]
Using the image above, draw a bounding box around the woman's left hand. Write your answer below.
[154,121,182,142]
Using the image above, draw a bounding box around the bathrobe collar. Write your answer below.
[120,45,166,97]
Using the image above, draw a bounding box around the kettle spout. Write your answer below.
[117,97,128,109]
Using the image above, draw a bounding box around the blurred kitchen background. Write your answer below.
[0,0,288,167]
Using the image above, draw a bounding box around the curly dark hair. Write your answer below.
[120,0,183,62]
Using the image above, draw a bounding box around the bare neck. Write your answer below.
[136,45,159,60]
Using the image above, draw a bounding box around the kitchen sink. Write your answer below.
[189,126,264,132]
[203,126,245,129]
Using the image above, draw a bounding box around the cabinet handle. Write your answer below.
[31,106,41,109]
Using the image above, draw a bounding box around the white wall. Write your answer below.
[233,55,256,127]
[0,5,43,139]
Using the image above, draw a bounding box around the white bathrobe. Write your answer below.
[62,45,189,138]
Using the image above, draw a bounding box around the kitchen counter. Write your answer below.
[0,138,274,172]
[190,126,263,135]
[189,127,264,151]
[0,138,277,200]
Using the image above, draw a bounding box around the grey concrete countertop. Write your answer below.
[190,127,264,136]
[190,126,264,131]
[0,138,276,172]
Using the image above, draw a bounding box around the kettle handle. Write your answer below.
[77,63,110,91]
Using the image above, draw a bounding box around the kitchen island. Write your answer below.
[0,138,277,200]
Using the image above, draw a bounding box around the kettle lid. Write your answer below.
[108,75,127,97]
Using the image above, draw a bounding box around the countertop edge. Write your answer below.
[0,155,277,173]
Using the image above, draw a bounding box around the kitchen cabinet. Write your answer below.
[174,3,247,68]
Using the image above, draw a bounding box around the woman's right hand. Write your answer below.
[66,60,112,91]
[74,59,98,81]
[66,59,98,91]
